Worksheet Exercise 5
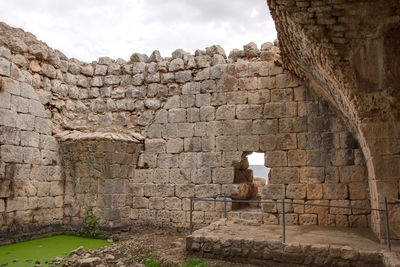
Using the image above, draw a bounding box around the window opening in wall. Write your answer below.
[231,152,270,210]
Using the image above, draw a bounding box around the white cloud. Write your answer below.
[0,0,276,62]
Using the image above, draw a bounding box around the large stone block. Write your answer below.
[216,105,236,120]
[0,126,20,145]
[286,184,306,199]
[195,184,220,198]
[323,183,348,200]
[307,184,323,199]
[212,167,234,184]
[248,90,270,104]
[144,184,174,197]
[288,150,306,166]
[166,138,183,154]
[306,150,328,167]
[176,184,195,197]
[195,94,211,107]
[265,151,287,167]
[179,152,197,168]
[297,133,321,149]
[259,134,277,151]
[271,88,293,101]
[20,131,40,147]
[134,169,154,183]
[16,113,34,130]
[177,123,194,137]
[165,197,182,210]
[199,106,215,121]
[149,197,164,210]
[236,104,263,119]
[35,117,52,135]
[216,136,237,151]
[339,165,366,183]
[252,119,278,135]
[145,139,166,153]
[184,137,202,152]
[330,200,351,215]
[262,184,285,199]
[196,153,221,169]
[1,145,24,163]
[299,214,317,225]
[264,102,297,118]
[348,183,368,200]
[276,133,297,150]
[299,167,325,184]
[237,135,259,152]
[168,108,186,123]
[191,167,211,184]
[269,167,299,184]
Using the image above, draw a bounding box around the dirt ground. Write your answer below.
[109,229,259,267]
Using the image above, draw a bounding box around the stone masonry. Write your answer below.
[0,21,371,241]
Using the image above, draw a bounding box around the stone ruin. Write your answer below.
[0,0,399,246]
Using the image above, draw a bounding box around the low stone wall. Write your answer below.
[186,220,385,267]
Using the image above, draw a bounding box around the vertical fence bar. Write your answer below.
[223,193,227,218]
[384,196,391,251]
[190,198,193,234]
[281,199,286,243]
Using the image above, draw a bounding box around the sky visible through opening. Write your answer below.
[247,152,269,180]
[0,0,277,62]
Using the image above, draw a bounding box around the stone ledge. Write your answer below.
[55,130,142,143]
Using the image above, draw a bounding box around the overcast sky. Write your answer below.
[0,0,276,62]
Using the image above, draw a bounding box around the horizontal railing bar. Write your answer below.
[190,197,384,212]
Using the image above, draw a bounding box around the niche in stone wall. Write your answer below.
[230,152,269,210]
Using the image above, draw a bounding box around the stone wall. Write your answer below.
[266,0,400,239]
[0,21,371,239]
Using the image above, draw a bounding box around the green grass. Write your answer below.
[0,234,111,267]
[141,255,161,267]
[182,258,207,267]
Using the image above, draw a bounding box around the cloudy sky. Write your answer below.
[0,0,276,62]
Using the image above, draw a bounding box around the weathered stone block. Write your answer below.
[216,136,237,151]
[148,197,164,210]
[144,184,174,197]
[226,91,248,104]
[237,135,259,152]
[330,200,351,215]
[35,117,52,135]
[348,183,367,199]
[216,105,235,120]
[306,150,328,167]
[339,165,366,183]
[197,152,221,168]
[264,151,287,167]
[323,183,348,200]
[297,133,321,149]
[264,102,297,118]
[195,184,220,198]
[299,214,317,225]
[184,137,202,152]
[306,184,323,199]
[252,119,278,135]
[286,184,306,199]
[166,138,183,154]
[276,133,297,150]
[168,108,186,123]
[199,106,215,121]
[1,145,23,163]
[132,197,149,209]
[165,197,182,210]
[271,88,293,101]
[134,169,154,183]
[16,113,34,130]
[145,139,166,153]
[195,94,211,107]
[262,184,285,199]
[212,167,234,184]
[169,168,191,184]
[191,167,211,184]
[236,105,263,119]
[248,90,270,104]
[177,123,194,137]
[287,150,306,166]
[179,152,197,168]
[305,200,329,214]
[176,184,195,197]
[299,167,325,184]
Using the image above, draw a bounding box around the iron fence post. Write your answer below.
[384,196,391,251]
[282,199,286,243]
[190,198,193,234]
[224,192,227,218]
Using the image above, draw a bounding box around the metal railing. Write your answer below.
[189,194,397,251]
